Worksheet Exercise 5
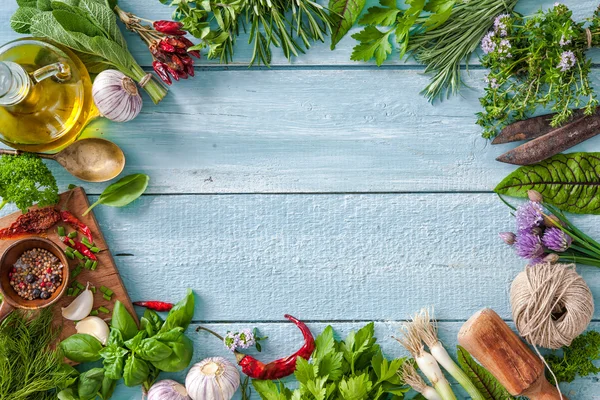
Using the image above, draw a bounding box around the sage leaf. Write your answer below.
[329,0,367,50]
[16,0,37,6]
[37,0,53,11]
[30,12,90,53]
[494,152,600,214]
[457,346,514,400]
[78,0,127,48]
[10,7,40,34]
[84,173,149,215]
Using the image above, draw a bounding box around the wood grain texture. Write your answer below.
[0,188,136,342]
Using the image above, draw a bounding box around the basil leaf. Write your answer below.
[494,152,600,214]
[160,289,195,333]
[155,327,184,343]
[10,7,41,34]
[150,335,194,372]
[84,174,149,215]
[61,333,103,363]
[107,327,124,347]
[136,338,173,362]
[123,354,150,387]
[78,367,104,400]
[124,330,147,351]
[141,309,163,336]
[99,376,117,400]
[99,345,128,380]
[111,300,139,341]
[329,0,367,50]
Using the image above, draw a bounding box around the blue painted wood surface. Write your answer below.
[1,0,600,398]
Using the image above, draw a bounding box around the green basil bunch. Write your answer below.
[58,290,195,400]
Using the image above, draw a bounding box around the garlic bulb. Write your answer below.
[148,380,191,400]
[186,357,240,400]
[93,69,142,122]
[76,316,110,345]
[62,283,93,320]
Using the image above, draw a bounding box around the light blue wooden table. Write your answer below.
[1,0,599,398]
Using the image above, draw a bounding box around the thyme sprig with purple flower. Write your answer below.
[500,190,600,268]
[477,4,600,139]
[224,328,268,353]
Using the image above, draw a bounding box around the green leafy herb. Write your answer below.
[161,0,332,66]
[0,308,78,400]
[253,323,408,400]
[10,0,167,103]
[329,0,367,50]
[0,153,59,213]
[457,346,514,400]
[494,152,600,215]
[111,300,140,341]
[477,4,600,138]
[546,330,600,383]
[60,333,104,363]
[83,173,149,216]
[77,368,105,400]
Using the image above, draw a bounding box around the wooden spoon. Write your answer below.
[0,138,125,182]
[458,309,566,400]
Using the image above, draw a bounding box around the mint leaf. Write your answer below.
[329,0,367,50]
[10,7,40,34]
[457,345,514,400]
[351,26,393,66]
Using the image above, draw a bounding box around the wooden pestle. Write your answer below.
[458,309,566,400]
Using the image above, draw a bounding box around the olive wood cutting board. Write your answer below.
[0,187,137,341]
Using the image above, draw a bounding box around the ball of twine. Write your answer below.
[510,263,594,350]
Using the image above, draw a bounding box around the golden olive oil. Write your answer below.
[0,39,98,152]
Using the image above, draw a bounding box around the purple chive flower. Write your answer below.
[557,50,576,72]
[481,31,496,54]
[515,201,544,231]
[559,34,572,47]
[515,231,545,261]
[500,232,516,245]
[542,227,572,252]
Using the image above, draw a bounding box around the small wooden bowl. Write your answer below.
[0,238,70,321]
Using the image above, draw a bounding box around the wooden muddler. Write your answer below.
[458,309,566,400]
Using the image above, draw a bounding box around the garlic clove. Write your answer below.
[62,283,94,321]
[93,69,143,123]
[75,316,110,345]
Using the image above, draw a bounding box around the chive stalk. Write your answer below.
[103,294,112,301]
[91,261,98,271]
[417,309,484,400]
[73,251,84,260]
[90,247,100,253]
[98,306,110,314]
[68,231,77,239]
[65,251,74,260]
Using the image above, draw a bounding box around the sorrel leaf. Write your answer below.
[329,0,367,50]
[494,152,600,214]
[457,345,514,400]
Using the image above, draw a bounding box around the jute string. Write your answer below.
[139,73,153,88]
[510,263,594,400]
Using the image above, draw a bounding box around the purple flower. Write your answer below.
[224,329,256,352]
[542,227,572,252]
[224,331,238,352]
[557,50,576,72]
[499,232,516,245]
[559,35,571,47]
[515,201,544,231]
[481,31,496,54]
[485,75,500,89]
[515,231,545,261]
[493,14,510,37]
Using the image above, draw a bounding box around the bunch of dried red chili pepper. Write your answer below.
[114,6,199,85]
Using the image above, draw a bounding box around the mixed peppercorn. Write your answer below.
[10,248,63,301]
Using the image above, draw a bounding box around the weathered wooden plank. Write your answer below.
[19,68,597,194]
[0,0,597,67]
[108,321,600,399]
[0,193,587,322]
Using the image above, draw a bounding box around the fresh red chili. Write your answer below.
[197,314,315,380]
[62,236,97,260]
[133,301,174,312]
[60,211,93,243]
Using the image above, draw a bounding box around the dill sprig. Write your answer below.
[0,308,76,400]
[162,0,332,66]
[409,0,518,102]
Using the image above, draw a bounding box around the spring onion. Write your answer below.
[73,250,84,260]
[396,320,456,400]
[65,251,74,260]
[98,306,110,314]
[67,231,77,239]
[91,247,100,253]
[85,260,93,269]
[91,261,98,271]
[103,294,112,301]
[400,362,442,400]
[416,309,484,400]
[57,226,65,237]
[67,288,74,296]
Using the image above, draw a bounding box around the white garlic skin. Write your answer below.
[61,284,94,321]
[93,69,142,122]
[148,379,191,400]
[186,357,240,400]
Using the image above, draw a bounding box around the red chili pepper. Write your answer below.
[153,61,172,85]
[62,236,97,261]
[133,301,174,312]
[166,64,180,81]
[181,55,195,77]
[226,315,314,380]
[60,211,93,243]
[158,39,176,54]
[153,20,186,36]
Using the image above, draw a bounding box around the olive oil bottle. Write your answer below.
[0,38,98,152]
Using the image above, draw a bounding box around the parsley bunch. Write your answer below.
[252,323,408,400]
[477,4,600,139]
[0,154,59,213]
[546,330,600,383]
